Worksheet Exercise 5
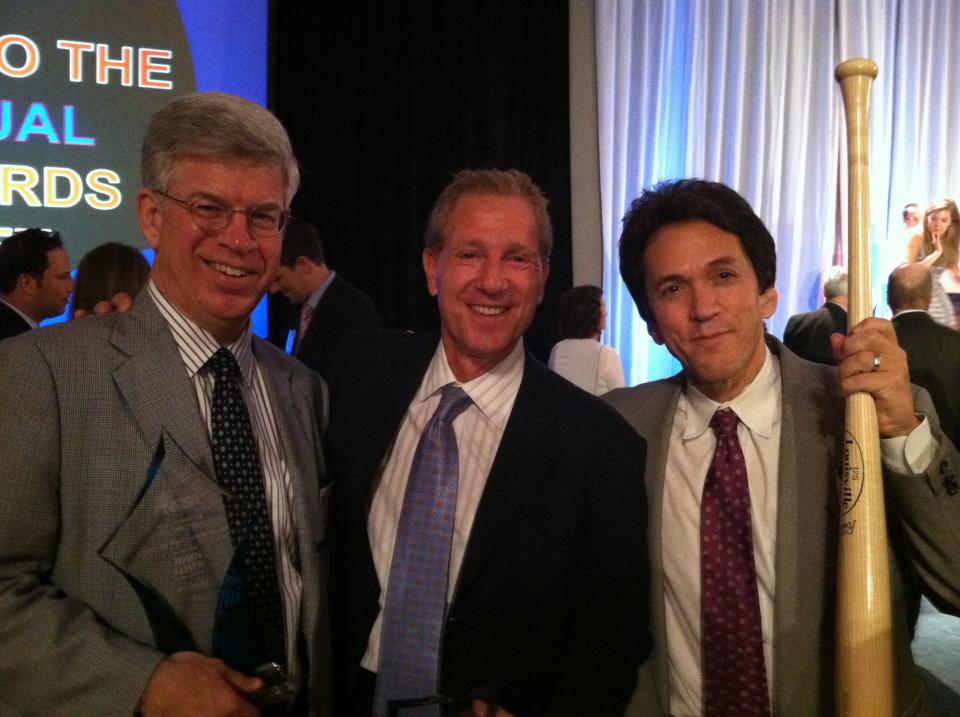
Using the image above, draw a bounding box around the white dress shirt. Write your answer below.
[149,282,303,682]
[361,339,525,672]
[663,347,937,716]
[548,338,626,396]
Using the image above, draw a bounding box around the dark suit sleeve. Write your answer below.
[883,387,960,613]
[0,336,162,715]
[546,417,651,717]
[782,315,800,348]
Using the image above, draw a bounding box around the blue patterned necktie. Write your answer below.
[701,408,770,717]
[375,384,473,717]
[207,348,286,674]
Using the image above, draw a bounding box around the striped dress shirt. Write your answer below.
[361,339,525,671]
[148,282,303,683]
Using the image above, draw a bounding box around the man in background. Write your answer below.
[782,265,847,365]
[0,92,331,716]
[903,202,921,235]
[271,217,380,374]
[888,261,960,456]
[326,169,648,717]
[0,228,73,340]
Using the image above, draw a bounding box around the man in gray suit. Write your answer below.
[605,179,960,716]
[0,93,331,716]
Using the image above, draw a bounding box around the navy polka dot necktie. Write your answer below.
[701,408,770,717]
[374,384,473,717]
[208,347,286,672]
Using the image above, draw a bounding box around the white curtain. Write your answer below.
[596,0,960,385]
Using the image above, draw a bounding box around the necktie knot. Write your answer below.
[710,408,740,438]
[434,384,472,424]
[208,347,241,382]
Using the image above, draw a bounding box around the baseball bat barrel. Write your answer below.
[834,58,893,717]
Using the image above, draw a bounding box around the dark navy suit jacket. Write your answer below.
[325,331,650,717]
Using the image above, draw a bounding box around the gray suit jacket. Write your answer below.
[605,338,960,717]
[0,294,332,716]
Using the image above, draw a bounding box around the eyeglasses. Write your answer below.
[154,190,290,238]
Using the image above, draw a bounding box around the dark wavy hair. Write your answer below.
[280,217,325,267]
[558,284,603,339]
[0,228,63,294]
[618,179,777,322]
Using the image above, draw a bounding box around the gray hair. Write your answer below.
[141,92,299,205]
[822,265,848,300]
[424,169,553,259]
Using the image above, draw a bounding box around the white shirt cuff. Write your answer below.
[880,415,936,474]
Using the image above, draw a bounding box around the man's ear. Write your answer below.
[293,256,312,274]
[423,248,439,297]
[15,273,38,297]
[536,259,550,304]
[760,286,779,320]
[137,189,162,249]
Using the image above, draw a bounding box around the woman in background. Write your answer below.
[70,242,150,318]
[905,198,960,267]
[548,284,626,396]
[904,199,960,329]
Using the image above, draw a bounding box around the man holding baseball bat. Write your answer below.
[605,179,960,717]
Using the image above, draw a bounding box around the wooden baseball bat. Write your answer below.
[834,58,893,717]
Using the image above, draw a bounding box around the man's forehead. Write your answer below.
[445,194,539,245]
[643,221,753,276]
[168,156,286,188]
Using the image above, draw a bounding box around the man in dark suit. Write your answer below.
[325,169,649,717]
[0,93,331,716]
[270,217,380,374]
[889,261,960,454]
[782,265,848,364]
[605,179,960,717]
[0,228,74,340]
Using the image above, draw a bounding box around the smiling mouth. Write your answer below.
[207,261,250,278]
[693,329,732,342]
[470,305,507,316]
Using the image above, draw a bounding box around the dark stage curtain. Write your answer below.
[270,1,572,361]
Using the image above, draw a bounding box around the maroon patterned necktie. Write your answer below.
[701,408,770,717]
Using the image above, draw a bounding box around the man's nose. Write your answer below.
[220,211,257,251]
[478,259,507,293]
[689,283,719,319]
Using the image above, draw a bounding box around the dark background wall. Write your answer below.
[269,1,572,360]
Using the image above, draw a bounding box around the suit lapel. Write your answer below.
[771,343,840,713]
[109,296,232,581]
[453,356,558,600]
[624,377,682,707]
[111,298,215,478]
[345,336,436,608]
[256,342,326,658]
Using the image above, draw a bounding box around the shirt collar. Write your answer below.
[305,270,337,309]
[678,346,781,441]
[417,338,525,429]
[0,298,39,329]
[148,280,255,385]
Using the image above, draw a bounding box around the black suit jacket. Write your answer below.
[893,311,960,451]
[782,301,847,365]
[296,274,381,375]
[0,301,32,342]
[325,332,650,717]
